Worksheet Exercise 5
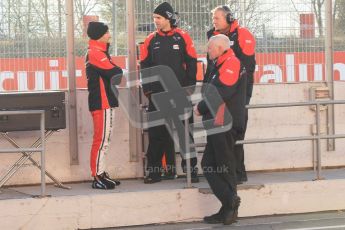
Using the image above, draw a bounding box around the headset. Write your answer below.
[170,11,180,27]
[221,5,235,24]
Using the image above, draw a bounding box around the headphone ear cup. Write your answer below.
[226,12,234,24]
[171,13,180,27]
[171,19,177,27]
[222,5,234,24]
[226,13,230,24]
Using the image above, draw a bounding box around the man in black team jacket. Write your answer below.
[195,34,245,225]
[206,5,256,183]
[140,2,198,183]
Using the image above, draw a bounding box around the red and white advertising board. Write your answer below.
[1,52,345,92]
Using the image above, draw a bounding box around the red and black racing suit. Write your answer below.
[85,40,122,177]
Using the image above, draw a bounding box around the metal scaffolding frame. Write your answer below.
[0,110,46,196]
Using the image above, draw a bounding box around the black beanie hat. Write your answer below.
[153,2,174,19]
[87,21,109,40]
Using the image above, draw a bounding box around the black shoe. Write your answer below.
[223,195,241,225]
[161,172,177,180]
[191,174,199,183]
[144,176,161,184]
[204,206,225,224]
[92,174,116,190]
[233,195,241,221]
[103,172,121,186]
[223,208,236,225]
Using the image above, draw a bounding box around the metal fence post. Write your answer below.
[325,0,335,151]
[127,0,142,162]
[66,0,79,165]
[185,116,192,188]
[40,111,46,196]
[315,103,323,180]
[112,0,118,56]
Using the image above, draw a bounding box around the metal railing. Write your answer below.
[0,110,46,196]
[236,100,345,180]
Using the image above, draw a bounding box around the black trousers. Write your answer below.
[179,114,197,172]
[160,120,198,176]
[146,99,197,178]
[201,130,237,207]
[234,95,251,179]
[146,123,175,178]
[146,99,175,178]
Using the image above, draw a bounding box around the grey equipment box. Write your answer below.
[0,91,66,132]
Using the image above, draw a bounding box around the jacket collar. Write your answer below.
[156,28,176,36]
[216,48,235,67]
[229,20,239,33]
[88,40,108,52]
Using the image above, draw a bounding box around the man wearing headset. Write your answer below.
[140,2,198,184]
[206,5,256,184]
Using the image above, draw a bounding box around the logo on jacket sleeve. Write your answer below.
[226,69,234,74]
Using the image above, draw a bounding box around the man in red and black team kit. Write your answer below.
[140,2,198,184]
[206,5,256,184]
[85,21,123,189]
[195,34,245,225]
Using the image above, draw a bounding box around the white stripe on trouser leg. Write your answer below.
[96,108,114,175]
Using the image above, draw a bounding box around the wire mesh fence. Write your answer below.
[0,0,344,91]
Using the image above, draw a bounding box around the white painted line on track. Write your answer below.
[284,225,345,230]
[184,227,211,230]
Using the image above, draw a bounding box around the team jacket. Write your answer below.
[206,20,256,97]
[140,28,197,95]
[198,48,247,131]
[85,40,123,111]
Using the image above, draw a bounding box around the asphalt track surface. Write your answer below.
[112,211,345,230]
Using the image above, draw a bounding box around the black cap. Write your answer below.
[87,21,109,40]
[153,2,174,19]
